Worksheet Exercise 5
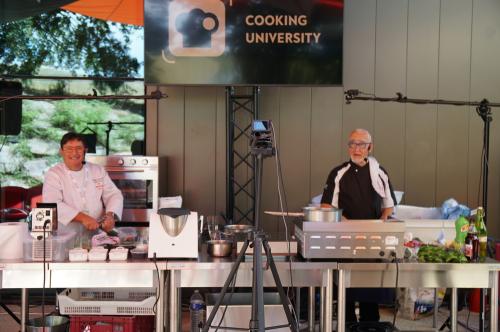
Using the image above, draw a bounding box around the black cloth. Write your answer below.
[321,160,396,219]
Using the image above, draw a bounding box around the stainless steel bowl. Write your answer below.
[207,239,233,257]
[224,224,254,234]
[303,206,342,222]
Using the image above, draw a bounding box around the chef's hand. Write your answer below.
[76,212,100,231]
[101,212,116,232]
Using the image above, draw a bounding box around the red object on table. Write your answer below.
[69,315,154,332]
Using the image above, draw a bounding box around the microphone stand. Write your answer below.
[346,90,497,332]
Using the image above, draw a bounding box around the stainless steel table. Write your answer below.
[1,260,165,332]
[337,261,500,332]
[166,252,338,332]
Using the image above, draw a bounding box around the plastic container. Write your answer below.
[69,247,88,262]
[109,247,128,261]
[190,290,206,332]
[26,315,69,332]
[88,247,108,261]
[23,231,76,261]
[69,315,154,332]
[58,288,156,315]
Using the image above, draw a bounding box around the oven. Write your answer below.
[86,156,159,224]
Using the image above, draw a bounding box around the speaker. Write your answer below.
[0,80,22,135]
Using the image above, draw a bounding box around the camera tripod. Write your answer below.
[202,151,299,332]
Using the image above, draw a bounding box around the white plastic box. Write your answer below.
[23,231,76,261]
[58,288,156,315]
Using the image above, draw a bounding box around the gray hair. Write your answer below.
[349,128,372,142]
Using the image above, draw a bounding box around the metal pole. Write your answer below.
[308,287,316,332]
[169,270,179,332]
[336,269,345,332]
[324,269,334,332]
[21,288,28,332]
[451,288,458,332]
[156,270,165,332]
[226,87,234,223]
[490,271,498,332]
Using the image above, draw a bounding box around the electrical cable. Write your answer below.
[270,122,299,328]
[391,252,400,329]
[214,268,238,331]
[41,220,50,330]
[152,253,160,315]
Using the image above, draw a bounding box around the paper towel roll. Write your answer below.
[0,222,28,259]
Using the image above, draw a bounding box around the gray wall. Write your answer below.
[146,0,500,238]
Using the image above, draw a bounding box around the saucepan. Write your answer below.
[302,206,342,222]
[264,207,342,222]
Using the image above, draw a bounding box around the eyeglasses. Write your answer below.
[348,141,371,149]
[62,146,85,153]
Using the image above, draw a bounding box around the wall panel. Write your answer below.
[373,0,408,194]
[342,0,376,159]
[310,87,343,198]
[184,87,217,215]
[405,0,440,205]
[469,0,500,235]
[435,0,472,205]
[277,88,312,234]
[145,0,500,238]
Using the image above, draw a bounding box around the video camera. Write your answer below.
[250,120,274,156]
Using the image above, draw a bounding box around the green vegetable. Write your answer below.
[417,245,467,263]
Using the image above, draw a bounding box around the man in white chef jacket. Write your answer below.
[42,132,123,237]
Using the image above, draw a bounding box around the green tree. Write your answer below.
[0,10,141,91]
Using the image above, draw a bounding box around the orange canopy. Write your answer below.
[62,0,143,26]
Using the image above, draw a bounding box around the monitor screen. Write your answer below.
[145,0,343,85]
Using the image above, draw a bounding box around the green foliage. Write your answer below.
[14,140,34,159]
[51,100,109,131]
[0,10,141,91]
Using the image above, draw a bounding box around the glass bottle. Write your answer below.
[464,222,479,262]
[475,207,488,261]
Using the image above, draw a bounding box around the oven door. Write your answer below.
[106,167,158,223]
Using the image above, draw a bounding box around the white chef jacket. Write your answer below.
[42,161,123,234]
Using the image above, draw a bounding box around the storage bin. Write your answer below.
[23,231,76,261]
[58,288,156,315]
[69,315,154,332]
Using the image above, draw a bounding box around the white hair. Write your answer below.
[349,128,372,142]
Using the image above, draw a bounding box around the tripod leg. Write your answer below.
[202,239,250,332]
[250,236,266,332]
[262,239,299,332]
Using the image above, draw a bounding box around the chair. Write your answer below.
[26,184,43,210]
[0,186,28,221]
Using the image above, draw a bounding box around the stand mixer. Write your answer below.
[148,208,198,258]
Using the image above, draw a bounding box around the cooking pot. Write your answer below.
[302,206,342,222]
[207,239,233,257]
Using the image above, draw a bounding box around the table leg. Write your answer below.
[308,287,315,332]
[433,289,438,329]
[337,269,345,332]
[170,270,180,332]
[490,271,498,332]
[21,288,28,332]
[450,288,457,332]
[320,286,325,332]
[324,269,334,332]
[156,271,165,332]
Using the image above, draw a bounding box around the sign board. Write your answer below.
[145,0,343,85]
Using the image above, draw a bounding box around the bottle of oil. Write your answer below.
[464,221,479,262]
[475,207,488,261]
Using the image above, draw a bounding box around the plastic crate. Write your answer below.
[58,288,156,316]
[69,315,154,332]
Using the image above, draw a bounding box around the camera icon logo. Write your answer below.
[168,0,225,57]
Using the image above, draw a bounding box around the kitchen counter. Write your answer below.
[2,257,500,332]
